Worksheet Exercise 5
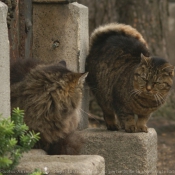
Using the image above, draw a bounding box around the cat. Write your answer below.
[85,23,174,133]
[10,59,87,154]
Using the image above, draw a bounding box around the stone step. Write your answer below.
[13,149,105,175]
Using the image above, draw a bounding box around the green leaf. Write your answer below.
[0,157,12,168]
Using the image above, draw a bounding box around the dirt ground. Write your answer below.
[148,118,175,175]
[89,116,175,175]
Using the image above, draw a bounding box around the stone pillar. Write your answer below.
[32,0,89,129]
[0,2,10,118]
[80,128,157,175]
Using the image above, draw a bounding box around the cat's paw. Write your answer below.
[107,124,119,131]
[137,125,148,133]
[125,125,137,133]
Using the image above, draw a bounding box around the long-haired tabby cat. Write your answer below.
[10,59,87,154]
[86,23,174,133]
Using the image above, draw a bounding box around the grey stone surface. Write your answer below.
[33,0,76,3]
[14,149,105,175]
[32,2,88,72]
[0,2,10,118]
[32,1,89,129]
[22,149,47,157]
[80,128,157,175]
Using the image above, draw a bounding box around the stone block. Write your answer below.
[80,128,157,175]
[32,1,89,129]
[14,149,105,175]
[0,2,10,118]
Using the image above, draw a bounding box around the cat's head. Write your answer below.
[133,54,174,99]
[41,61,88,112]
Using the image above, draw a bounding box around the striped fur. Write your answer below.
[86,23,174,133]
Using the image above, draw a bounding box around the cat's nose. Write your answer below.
[146,85,152,92]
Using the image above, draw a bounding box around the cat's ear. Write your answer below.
[78,72,88,84]
[59,60,67,67]
[140,53,151,65]
[162,64,175,77]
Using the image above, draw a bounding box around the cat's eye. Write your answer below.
[155,82,166,89]
[141,76,147,81]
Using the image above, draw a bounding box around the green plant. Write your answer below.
[29,169,44,175]
[0,108,40,171]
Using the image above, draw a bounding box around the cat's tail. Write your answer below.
[47,132,85,155]
[90,23,148,50]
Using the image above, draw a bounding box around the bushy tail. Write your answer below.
[48,132,85,155]
[36,132,85,155]
[90,23,148,50]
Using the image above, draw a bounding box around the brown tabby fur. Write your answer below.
[11,59,87,154]
[86,23,174,133]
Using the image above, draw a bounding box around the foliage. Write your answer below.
[0,108,40,171]
[29,169,44,175]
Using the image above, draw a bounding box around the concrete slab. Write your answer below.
[0,2,10,118]
[80,128,157,175]
[14,150,105,175]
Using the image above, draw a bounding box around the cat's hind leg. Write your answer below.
[102,109,119,131]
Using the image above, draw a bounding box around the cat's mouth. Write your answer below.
[140,89,154,96]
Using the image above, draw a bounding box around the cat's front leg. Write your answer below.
[136,115,150,133]
[118,113,136,133]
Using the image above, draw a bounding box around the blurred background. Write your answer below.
[78,0,175,174]
[1,0,175,174]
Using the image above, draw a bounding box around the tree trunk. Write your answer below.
[78,0,169,59]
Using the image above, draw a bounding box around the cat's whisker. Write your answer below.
[79,108,101,123]
[157,93,165,102]
[154,94,159,106]
[156,93,165,105]
[155,94,163,106]
[129,89,141,98]
[156,94,162,105]
[129,90,137,98]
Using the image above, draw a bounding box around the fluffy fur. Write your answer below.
[11,59,87,154]
[86,23,174,133]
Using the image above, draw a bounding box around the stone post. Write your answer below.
[32,0,89,129]
[80,128,157,175]
[0,2,10,118]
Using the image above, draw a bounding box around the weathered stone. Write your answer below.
[14,150,105,175]
[32,1,89,129]
[22,149,47,157]
[32,2,88,72]
[80,128,157,175]
[33,0,76,3]
[0,2,10,118]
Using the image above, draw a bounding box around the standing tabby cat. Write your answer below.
[86,23,174,133]
[11,59,87,154]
